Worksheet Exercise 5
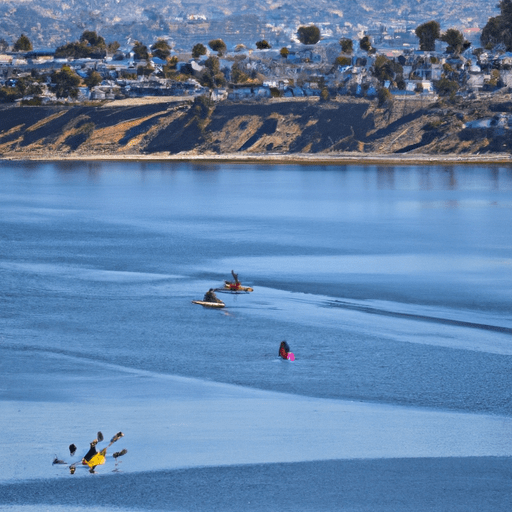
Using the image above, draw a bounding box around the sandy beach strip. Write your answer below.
[1,151,512,165]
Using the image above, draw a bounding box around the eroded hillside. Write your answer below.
[1,97,512,159]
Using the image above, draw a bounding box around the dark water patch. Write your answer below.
[328,299,512,334]
[1,457,511,511]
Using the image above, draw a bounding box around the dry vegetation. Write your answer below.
[1,95,511,161]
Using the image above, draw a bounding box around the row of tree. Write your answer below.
[415,22,471,55]
[415,1,512,54]
[1,24,320,58]
[2,3,512,105]
[481,0,512,51]
[0,34,33,52]
[4,0,512,60]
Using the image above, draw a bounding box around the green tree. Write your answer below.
[192,95,211,120]
[132,41,149,61]
[415,21,441,51]
[84,70,102,88]
[280,47,289,59]
[256,40,271,49]
[481,0,512,50]
[107,41,120,56]
[440,28,470,55]
[162,57,179,78]
[192,43,207,58]
[201,56,226,87]
[51,65,81,99]
[481,17,502,49]
[164,56,178,70]
[208,39,227,56]
[55,30,107,59]
[435,77,459,97]
[297,25,321,45]
[13,34,32,52]
[319,87,330,102]
[204,56,220,74]
[80,31,105,48]
[339,38,353,54]
[151,39,171,60]
[0,38,8,52]
[373,55,402,82]
[55,42,81,59]
[137,63,154,77]
[80,31,106,58]
[359,35,373,53]
[335,56,351,67]
[231,62,249,83]
[485,69,501,88]
[377,87,393,107]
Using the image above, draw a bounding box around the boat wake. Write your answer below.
[240,286,512,355]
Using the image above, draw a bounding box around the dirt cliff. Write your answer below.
[1,96,512,159]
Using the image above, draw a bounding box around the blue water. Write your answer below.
[1,161,512,417]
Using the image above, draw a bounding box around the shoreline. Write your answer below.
[1,151,512,165]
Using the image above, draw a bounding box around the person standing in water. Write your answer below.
[279,341,290,359]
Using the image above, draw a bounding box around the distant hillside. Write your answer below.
[0,0,500,50]
[1,96,511,159]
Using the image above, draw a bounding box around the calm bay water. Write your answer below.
[1,160,512,416]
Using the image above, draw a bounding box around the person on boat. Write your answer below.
[225,270,241,290]
[279,341,290,360]
[203,288,222,303]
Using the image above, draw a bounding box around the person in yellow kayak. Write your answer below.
[66,431,125,474]
[81,437,108,473]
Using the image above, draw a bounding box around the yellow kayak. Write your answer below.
[82,448,107,469]
[192,300,225,308]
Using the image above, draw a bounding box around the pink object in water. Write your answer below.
[287,352,295,361]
